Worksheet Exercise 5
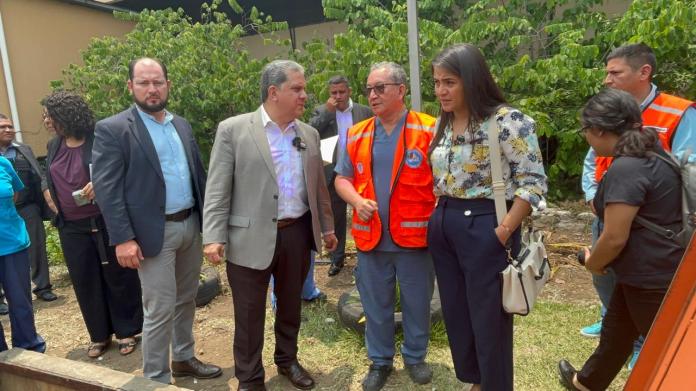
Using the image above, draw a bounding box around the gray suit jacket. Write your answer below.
[202,107,334,270]
[308,102,372,181]
[92,106,207,257]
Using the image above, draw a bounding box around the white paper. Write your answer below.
[320,135,338,165]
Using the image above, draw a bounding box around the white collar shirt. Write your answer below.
[335,99,355,151]
[260,104,308,219]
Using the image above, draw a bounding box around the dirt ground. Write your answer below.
[14,202,595,390]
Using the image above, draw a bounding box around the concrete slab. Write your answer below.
[0,348,191,390]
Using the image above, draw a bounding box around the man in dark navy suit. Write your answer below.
[92,57,221,384]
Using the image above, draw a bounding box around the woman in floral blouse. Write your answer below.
[427,44,547,390]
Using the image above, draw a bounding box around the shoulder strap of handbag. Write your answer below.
[633,150,683,241]
[486,110,508,225]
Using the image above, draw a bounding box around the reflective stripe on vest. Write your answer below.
[595,92,694,182]
[346,111,437,251]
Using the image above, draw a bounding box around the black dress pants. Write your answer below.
[58,215,143,342]
[227,212,312,387]
[578,283,667,390]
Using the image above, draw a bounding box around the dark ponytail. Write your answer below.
[581,88,657,157]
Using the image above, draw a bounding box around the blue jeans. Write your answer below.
[271,251,321,309]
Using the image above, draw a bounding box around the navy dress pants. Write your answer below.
[428,197,520,390]
[0,248,46,352]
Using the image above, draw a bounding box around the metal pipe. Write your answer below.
[406,0,421,111]
[0,8,22,142]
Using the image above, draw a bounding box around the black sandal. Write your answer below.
[117,337,137,356]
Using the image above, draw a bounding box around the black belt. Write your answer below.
[166,208,192,222]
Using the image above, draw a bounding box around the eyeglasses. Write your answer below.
[364,83,400,96]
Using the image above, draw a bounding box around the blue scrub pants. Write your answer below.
[355,249,434,366]
[0,248,46,352]
[428,198,520,390]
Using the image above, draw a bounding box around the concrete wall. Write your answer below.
[0,0,134,155]
[241,20,347,59]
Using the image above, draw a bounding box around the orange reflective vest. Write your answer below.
[595,92,695,182]
[346,111,436,252]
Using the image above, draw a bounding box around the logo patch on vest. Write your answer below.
[405,149,423,169]
[356,162,364,174]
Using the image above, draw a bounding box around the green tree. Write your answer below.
[305,0,696,198]
[57,0,696,198]
[54,0,287,161]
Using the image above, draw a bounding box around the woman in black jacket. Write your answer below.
[558,88,685,390]
[43,91,143,358]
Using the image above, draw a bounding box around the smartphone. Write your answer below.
[72,190,90,206]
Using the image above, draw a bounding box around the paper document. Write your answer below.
[320,135,339,165]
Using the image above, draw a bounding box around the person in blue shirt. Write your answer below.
[580,43,696,369]
[0,155,46,353]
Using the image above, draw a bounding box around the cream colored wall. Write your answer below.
[0,0,134,155]
[242,21,347,59]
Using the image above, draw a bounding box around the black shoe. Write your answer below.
[558,359,581,390]
[327,262,344,277]
[277,362,315,390]
[362,364,393,391]
[171,357,222,379]
[405,362,432,384]
[0,301,7,315]
[303,292,327,304]
[237,384,267,391]
[36,290,58,302]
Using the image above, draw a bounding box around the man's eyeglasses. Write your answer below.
[364,83,400,96]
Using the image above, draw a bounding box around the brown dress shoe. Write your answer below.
[277,362,315,390]
[171,357,222,379]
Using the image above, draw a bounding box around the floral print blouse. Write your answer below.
[430,106,547,210]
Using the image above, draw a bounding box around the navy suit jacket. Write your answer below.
[92,106,206,257]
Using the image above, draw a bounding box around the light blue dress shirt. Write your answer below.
[582,84,696,200]
[137,107,194,214]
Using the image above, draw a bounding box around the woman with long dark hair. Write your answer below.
[427,44,547,390]
[43,91,143,358]
[558,88,685,390]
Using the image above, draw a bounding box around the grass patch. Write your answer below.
[268,300,631,390]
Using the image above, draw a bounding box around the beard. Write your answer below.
[134,94,168,113]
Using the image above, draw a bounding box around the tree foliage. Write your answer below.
[56,0,696,199]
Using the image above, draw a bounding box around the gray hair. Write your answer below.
[260,60,305,103]
[0,113,8,120]
[328,75,350,86]
[370,62,407,85]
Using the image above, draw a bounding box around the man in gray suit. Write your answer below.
[0,114,57,312]
[309,76,372,277]
[92,58,221,384]
[203,60,337,391]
